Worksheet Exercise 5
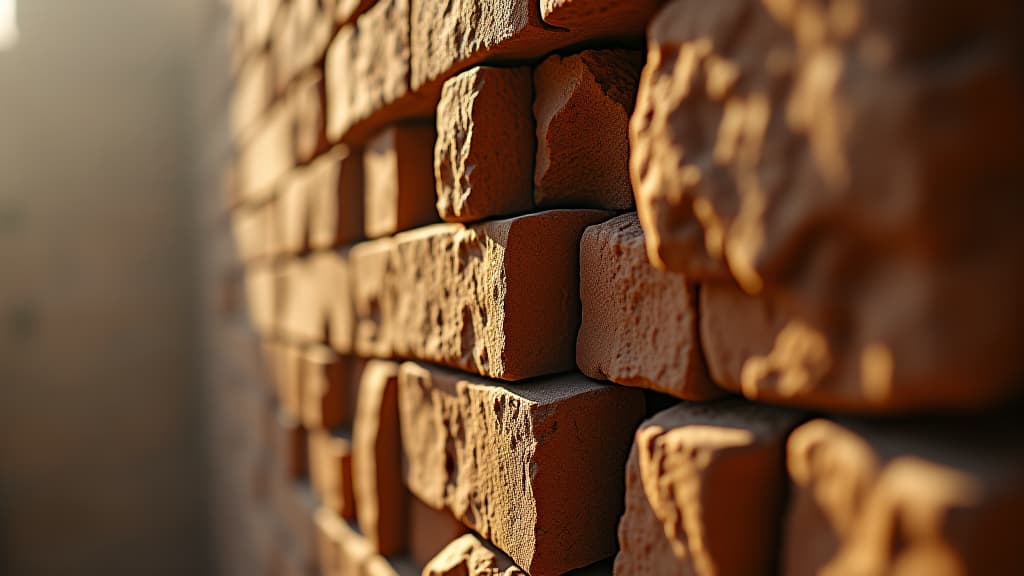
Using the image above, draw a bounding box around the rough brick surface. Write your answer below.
[434,66,534,223]
[422,534,525,576]
[577,213,719,400]
[398,362,645,575]
[309,429,356,519]
[534,50,641,210]
[409,498,467,569]
[300,346,348,430]
[349,238,392,359]
[307,147,364,250]
[633,0,1024,409]
[386,209,610,381]
[352,360,407,556]
[363,124,438,238]
[540,0,659,37]
[785,418,1024,576]
[615,401,803,575]
[325,0,436,144]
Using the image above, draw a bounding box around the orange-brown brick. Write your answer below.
[307,147,364,250]
[386,209,610,381]
[434,66,534,223]
[577,213,720,400]
[299,346,348,430]
[785,418,1024,576]
[534,50,641,210]
[349,238,392,359]
[408,498,466,569]
[398,362,645,575]
[615,400,804,575]
[422,534,525,576]
[309,429,356,519]
[540,0,659,37]
[352,360,407,556]
[363,123,438,238]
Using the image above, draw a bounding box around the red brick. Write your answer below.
[352,360,408,556]
[577,213,720,400]
[325,0,436,144]
[309,428,356,519]
[534,50,641,210]
[408,498,466,569]
[540,0,658,37]
[239,101,294,203]
[633,0,1024,408]
[363,123,438,238]
[398,362,645,575]
[434,66,534,223]
[386,209,609,381]
[785,418,1024,576]
[422,534,524,576]
[350,238,392,359]
[615,400,803,575]
[307,147,364,250]
[299,346,349,430]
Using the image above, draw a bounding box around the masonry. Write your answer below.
[204,0,1024,575]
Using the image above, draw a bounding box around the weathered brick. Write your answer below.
[408,498,466,569]
[239,101,294,203]
[325,0,435,144]
[701,281,1024,413]
[615,400,803,575]
[289,0,336,72]
[534,50,641,210]
[309,428,356,519]
[434,66,534,223]
[311,249,356,355]
[299,346,348,430]
[422,534,525,576]
[350,238,392,359]
[353,360,407,556]
[307,147,364,250]
[363,123,438,238]
[293,70,329,165]
[231,201,275,262]
[270,340,305,420]
[398,362,645,575]
[785,418,1024,576]
[240,0,280,55]
[540,0,659,37]
[277,172,310,257]
[387,209,609,381]
[280,258,327,344]
[577,213,720,400]
[633,0,1024,409]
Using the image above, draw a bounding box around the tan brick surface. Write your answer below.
[363,123,438,239]
[398,362,645,575]
[386,209,610,381]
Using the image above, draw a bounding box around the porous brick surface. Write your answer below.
[397,361,645,575]
[785,418,1024,576]
[615,400,804,575]
[386,209,610,380]
[577,212,719,400]
[434,66,535,223]
[540,0,659,37]
[534,50,641,210]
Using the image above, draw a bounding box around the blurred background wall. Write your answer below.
[0,1,211,574]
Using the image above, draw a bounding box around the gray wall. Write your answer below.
[0,1,208,574]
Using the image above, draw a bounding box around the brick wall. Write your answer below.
[204,0,1024,575]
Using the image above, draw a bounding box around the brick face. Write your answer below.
[207,1,1024,575]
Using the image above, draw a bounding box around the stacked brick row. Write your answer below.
[209,0,1024,575]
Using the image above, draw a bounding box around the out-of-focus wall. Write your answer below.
[0,2,208,574]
